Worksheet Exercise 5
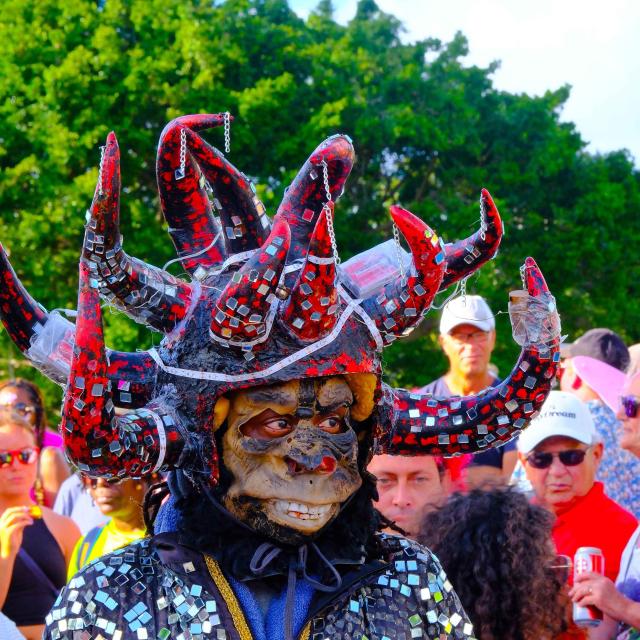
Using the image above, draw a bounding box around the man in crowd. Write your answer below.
[559,328,640,516]
[368,454,451,539]
[518,391,637,582]
[419,295,517,488]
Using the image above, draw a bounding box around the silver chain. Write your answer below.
[224,112,231,154]
[392,222,406,281]
[321,160,340,265]
[97,145,106,196]
[460,276,468,302]
[175,128,187,181]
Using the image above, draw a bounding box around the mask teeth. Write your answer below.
[210,215,291,343]
[362,205,445,343]
[183,127,271,256]
[282,210,339,341]
[84,131,193,334]
[439,188,503,291]
[157,115,229,274]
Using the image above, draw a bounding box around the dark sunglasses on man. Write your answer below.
[620,395,639,419]
[525,447,591,470]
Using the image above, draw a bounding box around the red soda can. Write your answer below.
[572,547,604,627]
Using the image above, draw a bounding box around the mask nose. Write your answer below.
[285,454,337,475]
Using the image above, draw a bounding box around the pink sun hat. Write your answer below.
[572,355,626,413]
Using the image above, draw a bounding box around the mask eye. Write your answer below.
[317,415,344,433]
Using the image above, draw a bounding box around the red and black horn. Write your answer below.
[282,209,339,340]
[439,189,503,290]
[84,132,193,334]
[157,114,228,275]
[0,242,48,353]
[184,128,272,256]
[210,216,291,343]
[0,241,156,405]
[377,257,560,455]
[61,262,187,478]
[362,206,446,343]
[277,134,354,262]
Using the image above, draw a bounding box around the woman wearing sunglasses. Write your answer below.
[0,419,80,640]
[570,373,640,639]
[0,379,70,507]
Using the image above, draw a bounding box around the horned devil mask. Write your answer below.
[0,113,562,542]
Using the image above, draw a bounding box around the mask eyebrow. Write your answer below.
[316,400,351,414]
[244,385,297,408]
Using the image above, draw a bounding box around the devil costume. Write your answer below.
[0,114,562,640]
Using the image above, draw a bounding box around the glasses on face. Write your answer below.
[620,395,640,419]
[549,554,572,584]
[82,476,101,490]
[449,330,490,344]
[0,402,36,418]
[525,448,590,469]
[0,447,40,467]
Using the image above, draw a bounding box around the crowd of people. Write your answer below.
[0,293,638,639]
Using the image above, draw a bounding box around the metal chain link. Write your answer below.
[97,145,106,196]
[224,112,231,154]
[392,222,406,281]
[321,159,340,265]
[460,276,468,303]
[175,128,187,181]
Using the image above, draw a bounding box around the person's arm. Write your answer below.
[588,615,621,640]
[570,572,640,628]
[39,447,71,507]
[0,507,34,608]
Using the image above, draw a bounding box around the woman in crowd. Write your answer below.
[68,475,153,578]
[419,486,567,640]
[0,418,80,640]
[0,379,69,506]
[570,371,640,638]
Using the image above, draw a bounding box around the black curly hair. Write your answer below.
[418,487,567,640]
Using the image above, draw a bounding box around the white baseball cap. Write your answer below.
[517,391,597,454]
[439,295,495,335]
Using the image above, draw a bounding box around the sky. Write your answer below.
[289,0,640,165]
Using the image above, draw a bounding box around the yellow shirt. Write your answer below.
[67,519,146,580]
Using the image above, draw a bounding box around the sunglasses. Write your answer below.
[82,476,102,489]
[0,447,40,467]
[0,402,36,417]
[549,554,572,584]
[526,448,590,469]
[620,395,640,419]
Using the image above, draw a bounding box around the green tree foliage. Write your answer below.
[0,0,638,420]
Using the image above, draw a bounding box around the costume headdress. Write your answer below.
[0,114,561,480]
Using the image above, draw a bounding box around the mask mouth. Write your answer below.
[272,499,335,520]
[267,498,339,530]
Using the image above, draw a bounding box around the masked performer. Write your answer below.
[0,114,561,640]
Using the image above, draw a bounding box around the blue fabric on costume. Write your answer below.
[229,575,315,640]
[155,494,180,534]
